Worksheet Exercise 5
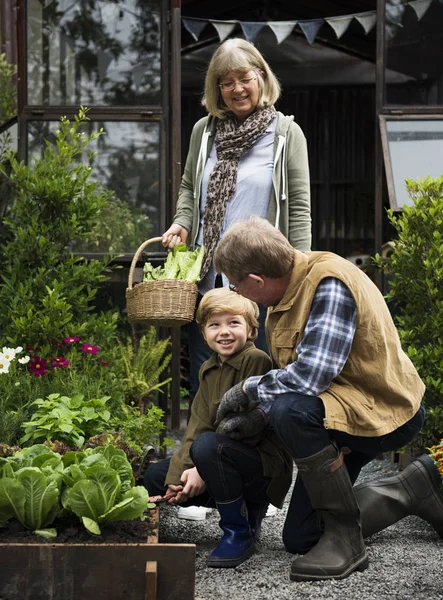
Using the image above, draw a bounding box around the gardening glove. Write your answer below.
[216,410,267,446]
[215,381,259,425]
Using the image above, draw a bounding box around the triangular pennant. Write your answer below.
[408,0,433,20]
[240,22,265,43]
[210,20,237,42]
[97,50,113,82]
[268,21,297,44]
[297,19,324,45]
[325,15,353,39]
[132,63,145,90]
[354,11,377,35]
[182,17,208,42]
[385,5,404,25]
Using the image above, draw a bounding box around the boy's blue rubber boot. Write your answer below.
[206,495,255,568]
[246,501,269,540]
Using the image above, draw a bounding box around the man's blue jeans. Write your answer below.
[144,432,271,506]
[267,392,426,554]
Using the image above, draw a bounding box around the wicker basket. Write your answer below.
[126,237,198,327]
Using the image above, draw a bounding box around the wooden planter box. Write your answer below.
[0,508,196,600]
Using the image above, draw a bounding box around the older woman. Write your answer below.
[162,39,311,487]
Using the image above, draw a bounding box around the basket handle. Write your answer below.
[127,237,163,290]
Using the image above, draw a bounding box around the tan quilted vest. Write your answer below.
[267,250,425,437]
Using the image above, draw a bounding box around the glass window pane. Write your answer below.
[385,0,443,105]
[381,118,443,209]
[27,0,162,106]
[28,120,161,252]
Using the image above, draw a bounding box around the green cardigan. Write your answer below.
[165,341,293,508]
[173,112,311,252]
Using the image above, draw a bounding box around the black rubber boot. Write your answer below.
[290,444,368,582]
[206,495,255,568]
[355,453,443,538]
[246,500,269,540]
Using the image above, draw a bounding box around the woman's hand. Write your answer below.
[161,224,188,248]
[174,467,206,503]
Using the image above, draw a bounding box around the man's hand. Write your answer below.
[215,381,257,424]
[216,409,267,444]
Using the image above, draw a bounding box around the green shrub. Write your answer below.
[374,176,443,447]
[0,107,120,348]
[0,53,16,123]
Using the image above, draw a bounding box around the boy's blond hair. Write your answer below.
[196,287,259,341]
[213,216,294,282]
[202,38,281,119]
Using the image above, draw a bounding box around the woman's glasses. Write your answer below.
[218,76,257,92]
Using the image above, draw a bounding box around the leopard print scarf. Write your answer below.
[200,106,276,279]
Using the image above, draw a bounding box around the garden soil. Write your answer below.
[0,514,157,544]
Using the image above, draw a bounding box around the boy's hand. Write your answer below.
[177,467,206,502]
[216,409,267,443]
[215,381,257,424]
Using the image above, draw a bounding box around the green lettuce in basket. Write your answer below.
[143,244,204,284]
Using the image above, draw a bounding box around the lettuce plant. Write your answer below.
[0,444,64,538]
[0,444,152,538]
[62,445,152,535]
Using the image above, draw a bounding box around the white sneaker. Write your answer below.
[177,506,211,521]
[265,504,278,517]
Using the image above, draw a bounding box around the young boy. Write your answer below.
[144,287,292,568]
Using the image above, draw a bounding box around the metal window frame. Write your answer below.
[379,113,443,211]
[375,0,443,275]
[15,0,172,238]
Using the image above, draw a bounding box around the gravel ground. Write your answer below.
[158,454,443,600]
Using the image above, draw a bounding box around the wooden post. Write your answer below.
[145,562,158,600]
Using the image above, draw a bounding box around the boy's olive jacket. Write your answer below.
[165,341,293,508]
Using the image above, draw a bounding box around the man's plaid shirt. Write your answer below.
[245,277,357,413]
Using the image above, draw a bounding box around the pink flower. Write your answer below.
[64,336,80,344]
[81,343,98,355]
[97,359,109,366]
[51,356,70,368]
[28,357,48,377]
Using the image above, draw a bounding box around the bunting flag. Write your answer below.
[354,11,377,35]
[97,50,113,82]
[268,21,297,44]
[297,19,324,45]
[182,0,437,46]
[132,63,146,90]
[240,22,265,43]
[409,0,433,20]
[325,15,353,39]
[183,17,208,42]
[210,20,237,42]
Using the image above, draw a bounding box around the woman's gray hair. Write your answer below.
[214,216,294,281]
[202,38,281,119]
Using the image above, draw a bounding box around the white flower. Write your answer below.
[18,355,30,364]
[15,381,21,387]
[15,346,23,354]
[2,347,17,361]
[0,354,11,374]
